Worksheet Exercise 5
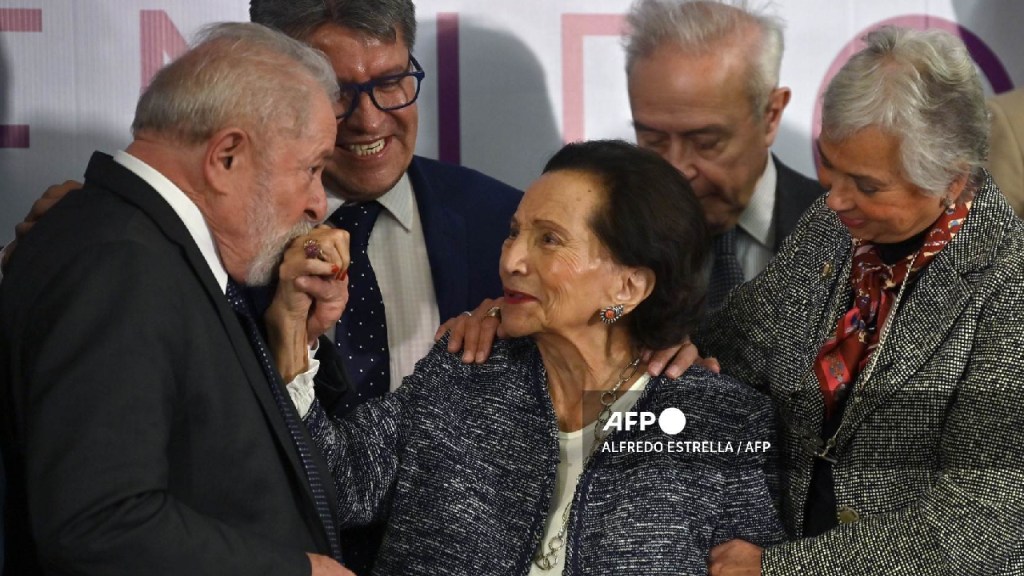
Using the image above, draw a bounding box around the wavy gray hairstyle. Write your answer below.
[822,26,989,197]
[625,0,785,118]
[250,0,417,49]
[131,22,339,147]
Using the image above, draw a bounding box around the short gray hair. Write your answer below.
[131,22,339,146]
[625,0,785,118]
[822,26,989,197]
[250,0,416,50]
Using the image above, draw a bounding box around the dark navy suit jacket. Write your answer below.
[407,155,524,321]
[773,155,825,251]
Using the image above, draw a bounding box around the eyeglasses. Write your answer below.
[335,55,425,121]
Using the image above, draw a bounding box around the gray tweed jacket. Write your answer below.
[306,337,785,575]
[697,173,1024,575]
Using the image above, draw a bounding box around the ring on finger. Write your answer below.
[303,238,327,261]
[485,306,502,319]
[461,311,473,317]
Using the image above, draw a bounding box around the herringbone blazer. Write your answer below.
[697,172,1024,575]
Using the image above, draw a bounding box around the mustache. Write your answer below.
[246,219,315,286]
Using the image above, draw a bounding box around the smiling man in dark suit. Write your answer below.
[250,0,523,419]
[0,22,354,576]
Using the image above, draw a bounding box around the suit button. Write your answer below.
[836,505,860,524]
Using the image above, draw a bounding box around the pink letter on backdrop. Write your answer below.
[0,8,42,148]
[561,14,625,143]
[140,10,187,92]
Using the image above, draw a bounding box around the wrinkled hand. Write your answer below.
[2,180,81,273]
[708,539,763,576]
[307,552,356,576]
[266,226,350,381]
[643,337,720,379]
[434,297,506,364]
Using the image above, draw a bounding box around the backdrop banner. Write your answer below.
[1,0,1019,239]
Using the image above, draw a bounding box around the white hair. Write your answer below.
[132,22,339,146]
[822,26,989,196]
[625,0,785,118]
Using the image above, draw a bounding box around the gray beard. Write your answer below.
[244,179,314,286]
[245,219,313,286]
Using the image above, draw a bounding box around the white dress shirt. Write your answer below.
[735,157,777,280]
[325,173,440,392]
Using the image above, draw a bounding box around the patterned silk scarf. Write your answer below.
[813,200,971,416]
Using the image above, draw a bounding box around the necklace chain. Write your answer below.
[532,355,641,571]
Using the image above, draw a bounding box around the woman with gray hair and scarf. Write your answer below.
[704,25,1024,575]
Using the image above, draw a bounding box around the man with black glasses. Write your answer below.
[250,0,521,418]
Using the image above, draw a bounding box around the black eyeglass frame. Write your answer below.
[334,55,426,121]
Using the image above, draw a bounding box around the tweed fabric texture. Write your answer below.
[697,173,1024,575]
[306,337,786,575]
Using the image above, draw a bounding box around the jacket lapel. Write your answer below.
[408,156,469,320]
[85,153,330,540]
[776,209,853,428]
[832,176,1004,451]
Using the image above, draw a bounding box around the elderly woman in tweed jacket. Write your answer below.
[286,140,785,574]
[704,27,1024,575]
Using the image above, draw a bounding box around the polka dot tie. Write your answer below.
[329,201,390,415]
[225,280,342,562]
[707,227,746,311]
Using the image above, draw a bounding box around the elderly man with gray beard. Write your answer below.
[0,22,355,576]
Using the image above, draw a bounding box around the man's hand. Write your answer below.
[307,553,356,576]
[644,337,720,379]
[2,180,81,272]
[708,539,763,576]
[436,298,721,376]
[266,226,350,381]
[435,297,506,364]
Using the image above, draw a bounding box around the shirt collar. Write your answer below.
[113,150,229,293]
[737,156,777,247]
[326,172,415,232]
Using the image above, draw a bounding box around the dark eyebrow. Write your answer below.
[632,121,664,133]
[337,62,411,86]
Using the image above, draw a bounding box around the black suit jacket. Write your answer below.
[772,155,825,251]
[0,152,337,575]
